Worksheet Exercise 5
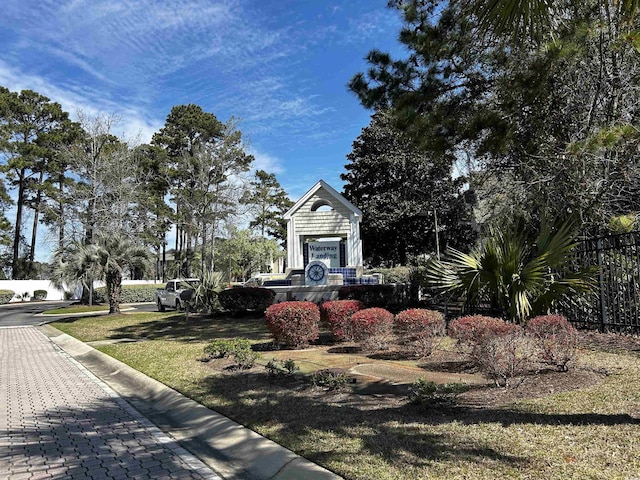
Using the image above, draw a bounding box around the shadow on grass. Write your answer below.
[193,369,638,473]
[105,314,271,343]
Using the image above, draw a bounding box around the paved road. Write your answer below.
[0,302,72,327]
[0,302,159,328]
[0,326,221,480]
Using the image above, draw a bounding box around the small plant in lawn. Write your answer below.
[526,314,578,371]
[203,338,258,369]
[311,369,350,390]
[408,378,469,406]
[265,358,299,376]
[350,307,394,352]
[450,315,533,387]
[320,300,364,341]
[395,308,445,357]
[265,301,320,348]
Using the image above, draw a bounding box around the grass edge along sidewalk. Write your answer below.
[37,323,342,480]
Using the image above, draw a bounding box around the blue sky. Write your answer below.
[0,0,405,204]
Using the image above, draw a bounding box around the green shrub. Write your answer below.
[218,287,275,313]
[338,284,403,308]
[204,338,252,358]
[311,369,350,390]
[265,358,299,376]
[365,266,411,284]
[33,290,47,300]
[265,301,320,348]
[93,284,159,304]
[395,308,445,357]
[408,379,469,406]
[526,314,578,371]
[350,307,394,351]
[203,338,258,369]
[320,300,364,342]
[0,290,14,304]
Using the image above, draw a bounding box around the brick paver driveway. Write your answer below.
[0,327,220,480]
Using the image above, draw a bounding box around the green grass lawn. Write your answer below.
[51,312,640,480]
[43,304,116,315]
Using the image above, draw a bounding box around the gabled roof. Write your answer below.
[283,179,362,220]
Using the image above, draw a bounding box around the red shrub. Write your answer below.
[395,309,445,357]
[526,314,578,371]
[449,315,516,347]
[265,301,320,348]
[349,307,394,351]
[450,315,532,386]
[320,300,364,341]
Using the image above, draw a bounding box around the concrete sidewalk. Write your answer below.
[0,326,220,480]
[18,325,342,480]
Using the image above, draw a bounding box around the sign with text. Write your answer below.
[308,241,340,268]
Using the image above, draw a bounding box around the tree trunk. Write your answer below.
[58,174,65,250]
[12,169,26,279]
[28,170,45,275]
[106,268,121,314]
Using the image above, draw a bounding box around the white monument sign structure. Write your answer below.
[283,180,363,285]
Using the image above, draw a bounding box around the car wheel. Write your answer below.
[157,300,165,312]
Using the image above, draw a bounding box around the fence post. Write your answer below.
[596,238,607,332]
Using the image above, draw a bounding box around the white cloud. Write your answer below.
[249,149,285,175]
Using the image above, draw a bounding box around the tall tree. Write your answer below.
[0,88,75,278]
[343,110,475,265]
[242,169,293,242]
[350,0,640,237]
[151,104,223,275]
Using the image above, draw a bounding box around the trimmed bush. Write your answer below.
[0,290,14,304]
[33,290,48,300]
[93,284,159,304]
[450,315,533,386]
[311,369,350,390]
[203,338,258,369]
[526,314,578,371]
[218,287,275,313]
[448,315,516,348]
[395,308,445,357]
[408,379,469,406]
[320,300,364,341]
[350,307,394,351]
[338,284,399,308]
[265,301,320,348]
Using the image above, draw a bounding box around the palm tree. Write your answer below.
[52,234,150,314]
[470,0,639,40]
[426,219,595,323]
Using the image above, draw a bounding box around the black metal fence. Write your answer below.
[568,231,640,333]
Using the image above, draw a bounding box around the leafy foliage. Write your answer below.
[311,369,350,391]
[395,308,445,357]
[338,284,402,308]
[320,300,364,342]
[93,284,159,304]
[427,219,595,323]
[203,338,258,369]
[0,290,14,304]
[264,301,320,348]
[265,358,299,376]
[218,287,275,313]
[407,379,469,407]
[526,314,578,371]
[342,110,475,265]
[450,315,532,386]
[350,307,395,351]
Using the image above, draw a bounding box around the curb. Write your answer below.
[38,324,342,480]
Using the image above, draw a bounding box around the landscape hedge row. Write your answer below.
[0,290,14,304]
[218,287,275,313]
[93,284,160,304]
